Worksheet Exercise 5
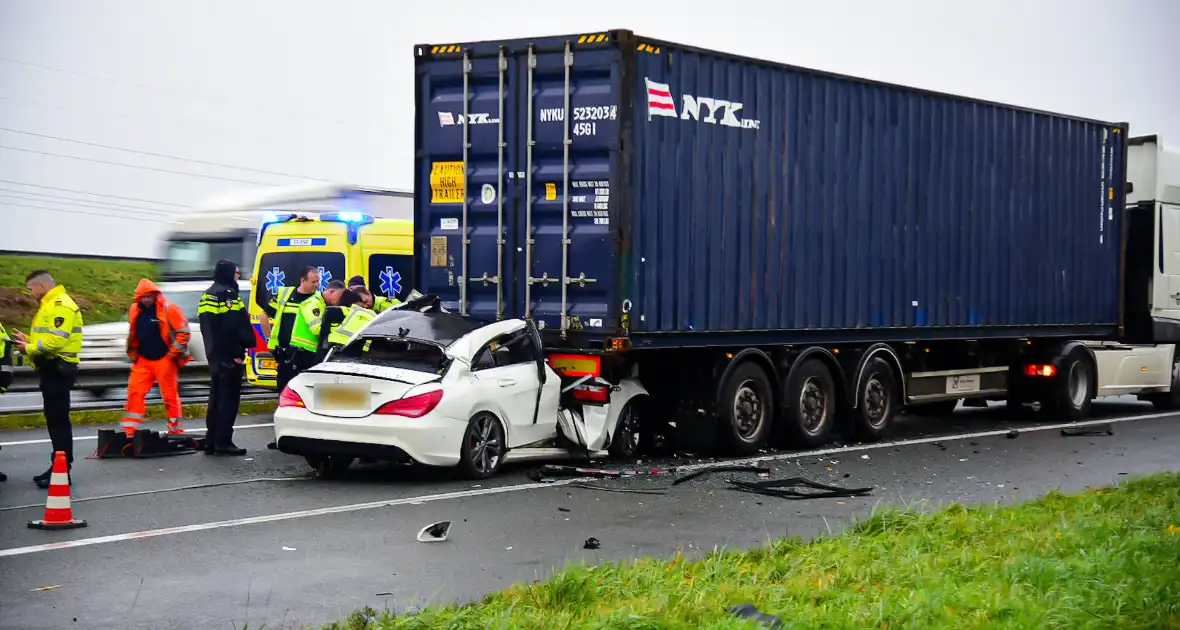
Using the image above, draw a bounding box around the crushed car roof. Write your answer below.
[360,309,490,346]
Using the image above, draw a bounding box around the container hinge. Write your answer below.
[565,273,598,288]
[564,50,574,67]
[528,272,562,286]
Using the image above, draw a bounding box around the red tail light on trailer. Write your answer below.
[1024,364,1057,377]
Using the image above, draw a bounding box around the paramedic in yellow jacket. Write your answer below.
[0,322,12,487]
[10,270,83,488]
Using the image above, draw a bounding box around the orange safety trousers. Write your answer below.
[122,357,182,436]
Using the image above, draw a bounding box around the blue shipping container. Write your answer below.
[413,30,1127,349]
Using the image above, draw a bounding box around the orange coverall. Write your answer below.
[122,280,192,436]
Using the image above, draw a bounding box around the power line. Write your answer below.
[0,193,173,220]
[0,200,170,224]
[0,178,191,208]
[0,126,332,182]
[0,190,175,217]
[0,144,282,186]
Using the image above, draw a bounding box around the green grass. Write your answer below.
[0,254,155,331]
[325,473,1180,630]
[0,400,276,432]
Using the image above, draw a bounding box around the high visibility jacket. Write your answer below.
[373,296,400,313]
[27,285,84,365]
[267,287,325,353]
[327,305,377,346]
[127,279,192,365]
[0,322,13,392]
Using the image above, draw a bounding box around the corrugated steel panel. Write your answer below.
[414,30,1126,347]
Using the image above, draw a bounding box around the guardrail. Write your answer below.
[8,362,226,395]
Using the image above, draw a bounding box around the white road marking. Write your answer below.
[0,412,1174,559]
[0,422,275,447]
[0,477,310,512]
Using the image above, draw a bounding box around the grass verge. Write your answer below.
[0,254,155,331]
[327,473,1180,630]
[0,400,276,432]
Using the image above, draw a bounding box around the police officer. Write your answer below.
[321,291,377,356]
[348,276,399,313]
[198,260,256,456]
[10,270,83,488]
[263,267,344,392]
[0,321,13,487]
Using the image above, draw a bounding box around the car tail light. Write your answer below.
[279,386,306,408]
[1024,364,1057,377]
[375,389,443,418]
[572,383,609,403]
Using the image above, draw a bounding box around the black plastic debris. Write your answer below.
[672,465,771,485]
[532,463,680,482]
[416,521,451,543]
[728,477,873,500]
[728,603,783,629]
[570,482,666,495]
[1006,429,1020,439]
[1062,425,1113,437]
[267,441,278,450]
[583,537,601,550]
[557,507,571,513]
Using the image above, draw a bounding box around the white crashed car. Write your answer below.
[272,306,648,479]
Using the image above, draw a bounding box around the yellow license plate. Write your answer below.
[316,385,370,410]
[259,359,278,370]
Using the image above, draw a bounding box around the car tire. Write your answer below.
[458,413,506,480]
[608,400,645,460]
[778,358,837,448]
[716,361,775,455]
[852,358,898,442]
[306,455,354,479]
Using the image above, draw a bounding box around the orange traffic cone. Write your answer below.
[27,451,87,530]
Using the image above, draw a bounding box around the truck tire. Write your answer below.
[1041,351,1093,422]
[779,358,837,448]
[852,358,898,442]
[716,361,774,455]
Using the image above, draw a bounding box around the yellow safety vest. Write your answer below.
[28,285,84,364]
[267,287,325,353]
[373,296,400,313]
[327,305,377,346]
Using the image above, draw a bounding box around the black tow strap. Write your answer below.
[728,476,874,500]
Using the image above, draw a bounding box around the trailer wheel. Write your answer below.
[717,361,774,454]
[779,358,837,448]
[853,358,898,442]
[1042,351,1093,422]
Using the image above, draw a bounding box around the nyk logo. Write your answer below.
[438,112,501,127]
[645,78,760,130]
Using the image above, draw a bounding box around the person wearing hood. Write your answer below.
[197,261,255,456]
[121,279,192,437]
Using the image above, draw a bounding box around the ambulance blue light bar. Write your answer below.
[320,212,375,245]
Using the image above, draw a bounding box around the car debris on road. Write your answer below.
[1062,424,1114,437]
[417,520,451,543]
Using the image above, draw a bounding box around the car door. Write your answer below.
[466,327,556,448]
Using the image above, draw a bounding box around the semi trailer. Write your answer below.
[410,29,1178,455]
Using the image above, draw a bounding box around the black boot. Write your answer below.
[214,442,247,456]
[0,470,8,482]
[33,463,71,489]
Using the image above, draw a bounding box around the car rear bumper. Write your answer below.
[273,408,463,467]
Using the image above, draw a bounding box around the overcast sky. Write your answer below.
[1,0,1177,258]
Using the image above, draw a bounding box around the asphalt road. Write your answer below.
[0,400,1177,630]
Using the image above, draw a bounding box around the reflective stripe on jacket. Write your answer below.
[28,285,84,364]
[266,287,325,353]
[327,305,376,346]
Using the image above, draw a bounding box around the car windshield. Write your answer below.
[329,337,449,374]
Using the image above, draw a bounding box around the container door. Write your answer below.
[516,42,621,336]
[417,40,621,334]
[418,49,517,323]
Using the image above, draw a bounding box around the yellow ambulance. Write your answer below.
[246,211,413,388]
